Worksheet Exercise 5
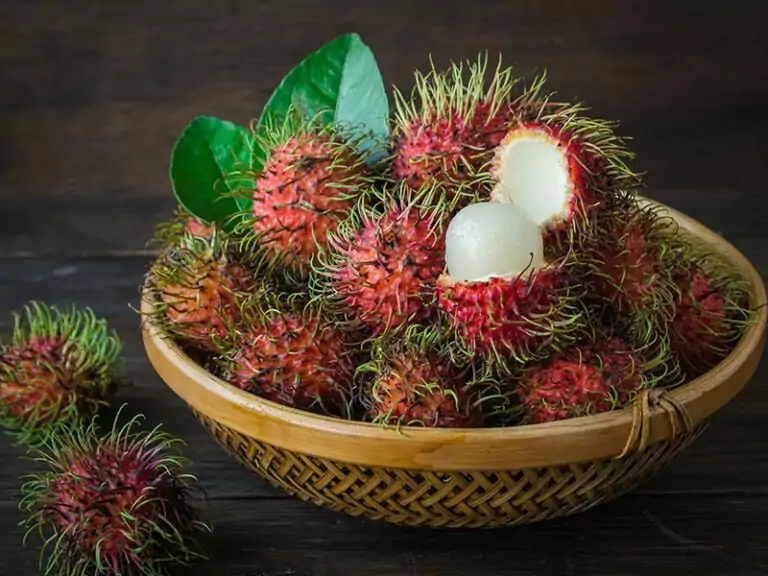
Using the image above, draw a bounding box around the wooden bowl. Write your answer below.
[140,198,767,529]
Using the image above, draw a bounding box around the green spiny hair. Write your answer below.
[426,246,593,378]
[147,206,214,251]
[484,70,642,195]
[0,301,123,446]
[213,288,359,420]
[19,404,211,576]
[392,51,520,132]
[308,181,455,347]
[585,196,684,326]
[356,325,509,429]
[227,106,378,279]
[664,232,760,377]
[511,323,684,425]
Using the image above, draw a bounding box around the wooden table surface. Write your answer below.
[2,2,768,574]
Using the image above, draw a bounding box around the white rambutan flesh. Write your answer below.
[445,202,544,282]
[490,128,573,227]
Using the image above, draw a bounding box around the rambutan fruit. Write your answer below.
[434,201,587,369]
[144,229,259,354]
[666,244,756,378]
[218,293,357,418]
[390,54,518,199]
[515,334,663,424]
[359,334,489,428]
[310,183,450,341]
[585,198,680,321]
[234,110,374,276]
[149,206,215,250]
[486,75,640,253]
[0,301,123,444]
[19,407,210,576]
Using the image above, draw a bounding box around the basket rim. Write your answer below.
[140,196,767,470]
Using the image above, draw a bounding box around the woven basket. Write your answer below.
[140,198,767,529]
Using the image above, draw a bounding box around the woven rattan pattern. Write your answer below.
[192,410,708,528]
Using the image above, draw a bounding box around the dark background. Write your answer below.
[1,2,767,575]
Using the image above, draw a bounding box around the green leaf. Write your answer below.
[258,33,389,158]
[169,116,255,231]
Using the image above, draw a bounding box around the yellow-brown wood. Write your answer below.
[141,198,767,472]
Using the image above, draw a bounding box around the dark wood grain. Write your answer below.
[2,1,768,574]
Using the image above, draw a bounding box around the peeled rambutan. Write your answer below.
[19,407,210,576]
[360,337,485,428]
[144,229,258,354]
[486,77,640,253]
[390,54,518,198]
[235,110,373,276]
[311,183,449,340]
[218,294,356,417]
[434,201,586,369]
[0,301,123,444]
[667,246,756,377]
[516,336,652,424]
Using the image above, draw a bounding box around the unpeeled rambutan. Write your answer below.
[486,75,640,253]
[19,407,210,576]
[585,198,680,320]
[435,202,586,369]
[218,294,357,418]
[360,336,486,428]
[390,54,518,199]
[234,109,373,276]
[666,244,756,378]
[516,335,657,424]
[144,229,258,354]
[149,206,215,250]
[311,183,449,340]
[0,301,123,444]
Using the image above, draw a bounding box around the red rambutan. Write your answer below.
[667,245,756,377]
[585,199,679,320]
[19,407,210,576]
[144,229,258,354]
[486,75,640,253]
[435,201,586,370]
[311,183,449,340]
[390,54,518,199]
[516,336,650,423]
[361,337,486,428]
[149,206,215,250]
[219,294,356,417]
[0,302,123,444]
[235,110,373,276]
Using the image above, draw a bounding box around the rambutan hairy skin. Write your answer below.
[216,292,358,419]
[309,182,453,344]
[357,330,503,429]
[143,228,277,355]
[666,240,758,378]
[389,53,520,203]
[483,74,642,256]
[148,206,215,251]
[231,108,375,278]
[514,332,671,424]
[584,198,681,325]
[433,256,590,375]
[18,405,210,576]
[0,301,123,446]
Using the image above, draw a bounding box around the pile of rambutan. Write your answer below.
[149,36,759,433]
